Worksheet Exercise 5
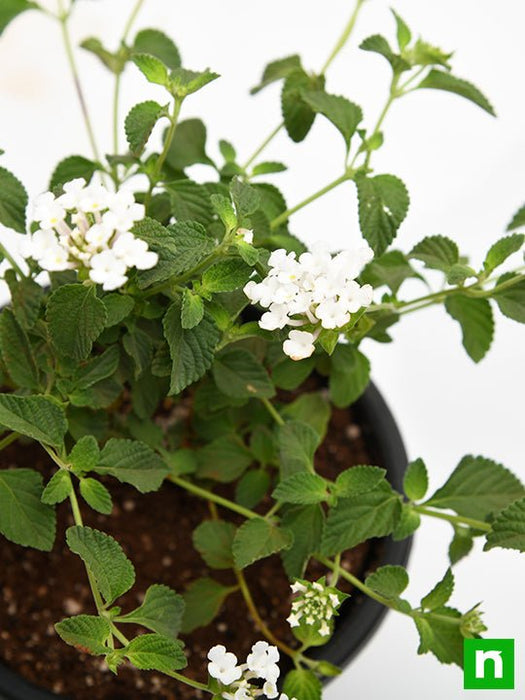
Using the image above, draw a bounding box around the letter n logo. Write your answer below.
[464,639,515,690]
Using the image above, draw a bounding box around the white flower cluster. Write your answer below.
[243,244,374,360]
[287,580,346,638]
[24,179,158,290]
[207,641,296,700]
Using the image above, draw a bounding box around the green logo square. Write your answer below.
[464,639,515,689]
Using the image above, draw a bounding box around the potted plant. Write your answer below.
[0,1,524,699]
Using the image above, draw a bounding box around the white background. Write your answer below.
[1,1,524,699]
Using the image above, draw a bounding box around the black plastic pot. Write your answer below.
[0,381,411,699]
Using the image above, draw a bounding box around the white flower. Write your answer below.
[85,223,114,249]
[315,298,350,329]
[79,184,109,212]
[33,193,66,229]
[279,695,298,700]
[89,250,128,291]
[283,330,316,360]
[23,229,58,261]
[259,303,290,331]
[246,641,280,683]
[263,681,279,699]
[237,228,254,244]
[57,178,87,209]
[207,645,242,685]
[39,244,71,271]
[287,578,346,640]
[112,232,158,269]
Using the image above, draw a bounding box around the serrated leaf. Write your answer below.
[80,37,125,74]
[117,584,185,640]
[334,465,387,497]
[421,568,454,610]
[181,577,236,633]
[133,28,181,70]
[281,70,319,143]
[233,518,293,569]
[41,470,72,505]
[181,288,204,329]
[69,435,100,473]
[50,156,98,190]
[213,349,275,399]
[483,234,524,273]
[448,526,474,564]
[66,526,135,605]
[410,235,459,271]
[282,392,330,440]
[329,343,370,408]
[361,249,421,295]
[426,455,525,520]
[132,53,170,87]
[4,271,44,329]
[79,478,112,514]
[230,177,260,219]
[417,70,495,116]
[250,54,302,94]
[94,438,168,493]
[445,295,494,362]
[236,469,271,509]
[210,194,237,230]
[281,504,324,579]
[47,284,107,361]
[356,173,409,256]
[272,355,315,390]
[196,435,252,483]
[360,34,409,72]
[484,496,525,552]
[125,634,186,672]
[251,161,287,176]
[392,504,421,541]
[273,473,328,505]
[302,91,362,148]
[202,259,252,293]
[73,346,120,390]
[414,606,464,666]
[123,327,153,379]
[282,669,322,700]
[55,615,111,655]
[0,165,28,232]
[365,565,409,598]
[0,468,56,550]
[278,420,320,478]
[321,481,401,555]
[507,203,525,231]
[193,520,236,569]
[0,308,39,389]
[0,393,67,447]
[392,9,411,50]
[167,179,213,225]
[169,67,219,98]
[125,101,166,156]
[165,118,213,170]
[102,293,134,327]
[403,458,429,501]
[493,275,525,323]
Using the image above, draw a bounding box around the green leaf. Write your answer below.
[484,496,525,552]
[281,392,330,440]
[421,568,454,610]
[4,271,44,329]
[236,469,271,509]
[410,235,459,271]
[73,346,120,390]
[132,53,170,87]
[210,194,237,230]
[333,465,387,497]
[122,327,153,379]
[169,67,219,98]
[446,263,477,285]
[445,295,494,362]
[47,284,107,361]
[0,308,39,389]
[116,584,185,640]
[507,203,525,231]
[272,355,315,390]
[233,518,293,569]
[365,565,409,598]
[55,615,111,655]
[392,504,421,541]
[230,177,260,219]
[360,34,409,72]
[41,470,72,505]
[80,38,125,74]
[408,40,452,69]
[79,478,112,514]
[281,70,319,143]
[66,526,135,605]
[133,29,181,70]
[483,234,524,273]
[392,9,411,50]
[165,118,213,170]
[417,70,495,116]
[0,165,28,232]
[163,301,220,394]
[329,344,370,408]
[251,161,287,176]
[278,420,321,478]
[193,520,236,569]
[181,289,204,329]
[125,101,166,156]
[0,393,67,447]
[493,275,525,323]
[301,91,362,148]
[426,455,525,520]
[0,0,37,36]
[356,173,410,255]
[49,156,98,190]
[125,634,186,672]
[102,294,134,327]
[213,349,275,399]
[181,577,236,633]
[250,54,302,94]
[219,140,236,162]
[403,458,429,501]
[360,250,421,295]
[0,468,56,550]
[414,606,464,666]
[273,473,328,505]
[282,669,322,700]
[94,438,168,493]
[167,179,213,225]
[448,527,474,564]
[321,481,401,555]
[281,504,324,579]
[196,435,252,483]
[202,259,252,293]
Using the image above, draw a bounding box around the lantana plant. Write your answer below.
[0,1,524,698]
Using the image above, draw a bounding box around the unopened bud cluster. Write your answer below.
[287,579,346,637]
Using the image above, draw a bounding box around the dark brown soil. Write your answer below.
[0,399,378,699]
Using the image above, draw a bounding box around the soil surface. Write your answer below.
[0,396,382,699]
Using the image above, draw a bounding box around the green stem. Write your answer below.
[57,0,101,163]
[169,474,258,520]
[0,432,19,452]
[144,99,182,208]
[414,505,491,533]
[270,172,351,229]
[0,243,26,278]
[243,122,284,170]
[261,397,285,426]
[320,0,366,74]
[317,555,394,607]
